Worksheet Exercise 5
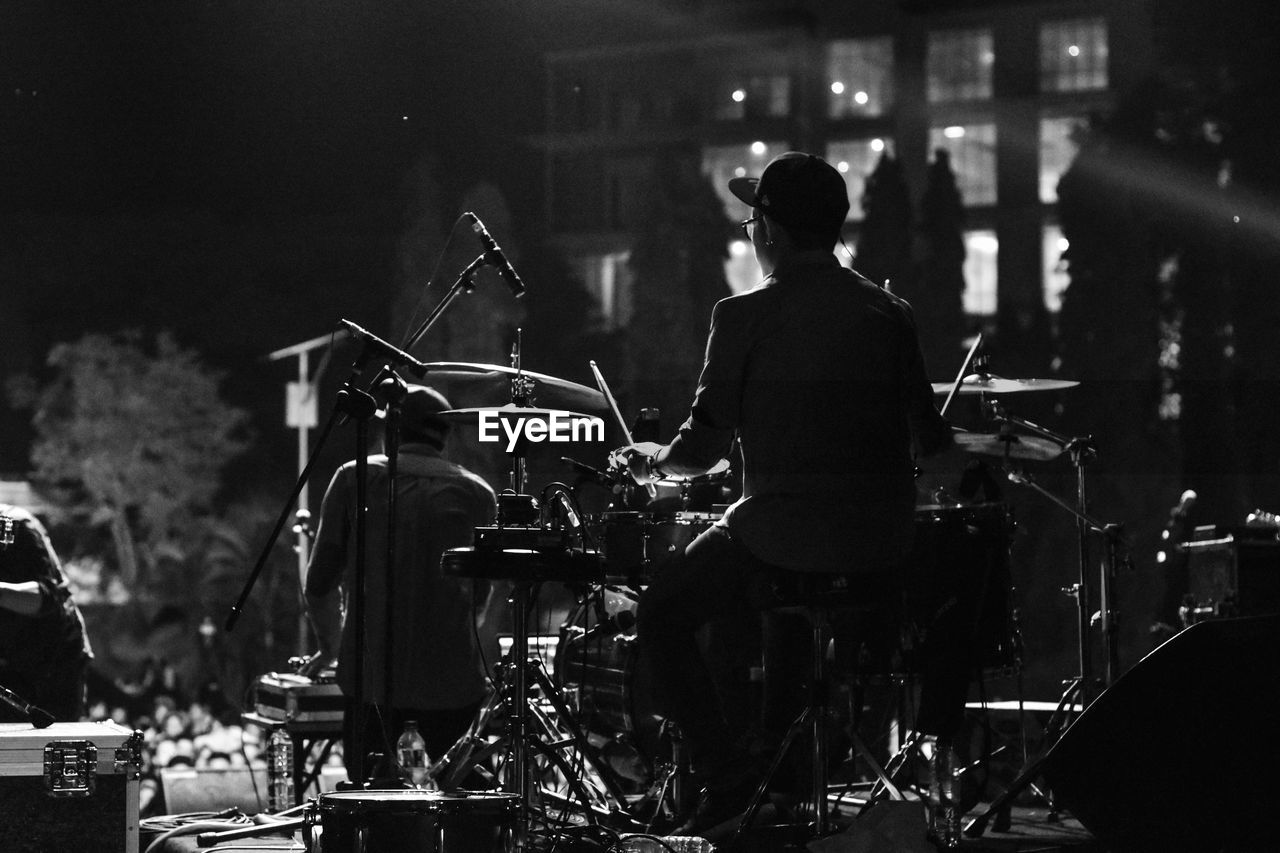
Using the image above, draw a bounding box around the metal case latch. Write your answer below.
[43,739,98,797]
[114,730,144,779]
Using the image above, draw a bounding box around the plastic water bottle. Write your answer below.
[396,720,431,789]
[928,737,961,848]
[267,726,295,811]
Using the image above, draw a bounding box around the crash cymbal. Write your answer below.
[955,432,1064,462]
[932,374,1080,396]
[421,362,607,411]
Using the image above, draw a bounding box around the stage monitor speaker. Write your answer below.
[1041,615,1280,853]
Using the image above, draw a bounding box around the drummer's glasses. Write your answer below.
[739,216,761,240]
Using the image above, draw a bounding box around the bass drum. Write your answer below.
[554,590,663,787]
[306,790,518,853]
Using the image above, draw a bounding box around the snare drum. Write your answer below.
[592,511,719,584]
[306,790,517,853]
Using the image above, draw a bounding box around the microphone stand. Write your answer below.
[225,328,424,789]
[402,255,485,354]
[964,403,1131,837]
[228,239,517,795]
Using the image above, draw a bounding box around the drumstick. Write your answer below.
[941,332,983,419]
[589,360,657,498]
[590,360,632,444]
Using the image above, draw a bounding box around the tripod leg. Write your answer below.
[435,682,505,790]
[963,680,1080,838]
[732,706,811,845]
[527,660,635,812]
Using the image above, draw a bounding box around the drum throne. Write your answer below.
[733,568,907,845]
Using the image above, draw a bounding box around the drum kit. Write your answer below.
[271,330,1126,851]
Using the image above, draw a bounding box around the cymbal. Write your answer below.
[421,362,607,411]
[437,404,602,424]
[932,374,1080,396]
[954,432,1064,462]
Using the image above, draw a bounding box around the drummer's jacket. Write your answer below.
[655,251,951,573]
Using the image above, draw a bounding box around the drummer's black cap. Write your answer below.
[401,384,452,444]
[728,151,850,240]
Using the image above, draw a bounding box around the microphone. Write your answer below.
[467,213,526,297]
[339,320,428,375]
[0,684,55,729]
[561,456,620,491]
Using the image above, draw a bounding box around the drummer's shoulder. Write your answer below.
[712,282,778,320]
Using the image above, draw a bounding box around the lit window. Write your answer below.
[702,142,787,215]
[1040,115,1085,203]
[714,73,791,121]
[827,37,894,118]
[1042,225,1070,313]
[826,138,896,220]
[929,124,997,206]
[963,230,998,316]
[1040,18,1108,92]
[572,251,633,330]
[927,28,993,102]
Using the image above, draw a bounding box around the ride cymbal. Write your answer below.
[421,362,607,411]
[931,374,1080,396]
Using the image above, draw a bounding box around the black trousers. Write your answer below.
[636,525,802,764]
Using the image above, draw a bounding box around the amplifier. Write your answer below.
[1182,528,1280,619]
[254,672,344,724]
[0,721,141,853]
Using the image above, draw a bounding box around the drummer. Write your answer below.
[613,151,952,831]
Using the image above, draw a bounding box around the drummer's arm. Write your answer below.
[653,299,746,476]
[303,468,350,668]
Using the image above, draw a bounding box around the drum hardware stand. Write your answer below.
[964,404,1132,838]
[436,569,644,851]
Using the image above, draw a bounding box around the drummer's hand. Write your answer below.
[610,441,665,485]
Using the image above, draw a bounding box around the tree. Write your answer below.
[10,331,251,591]
[626,150,734,429]
[910,149,968,378]
[854,151,913,291]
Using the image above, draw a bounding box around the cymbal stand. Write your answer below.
[965,403,1131,837]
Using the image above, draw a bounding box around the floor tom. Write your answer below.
[306,790,517,853]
